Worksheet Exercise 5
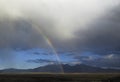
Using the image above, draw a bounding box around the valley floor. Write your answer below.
[0,73,119,82]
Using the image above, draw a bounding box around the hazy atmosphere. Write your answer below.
[0,0,120,71]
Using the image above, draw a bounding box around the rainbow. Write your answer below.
[32,23,64,73]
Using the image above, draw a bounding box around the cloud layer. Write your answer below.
[0,0,120,69]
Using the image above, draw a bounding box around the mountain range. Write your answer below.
[0,64,120,73]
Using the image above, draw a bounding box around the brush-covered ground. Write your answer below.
[0,73,119,82]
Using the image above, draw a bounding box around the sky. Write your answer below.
[0,0,120,70]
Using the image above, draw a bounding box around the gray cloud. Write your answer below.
[27,59,56,64]
[0,0,120,69]
[0,18,49,49]
[0,0,119,50]
[70,5,120,68]
[74,54,120,68]
[74,5,120,55]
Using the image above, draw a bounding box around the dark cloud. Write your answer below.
[32,51,55,55]
[27,59,56,64]
[0,18,49,49]
[70,6,120,68]
[0,0,120,69]
[74,54,120,68]
[0,1,119,53]
[75,5,120,55]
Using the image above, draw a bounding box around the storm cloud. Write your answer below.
[0,0,120,69]
[75,5,120,55]
[0,0,119,50]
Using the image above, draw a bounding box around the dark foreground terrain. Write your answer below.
[0,73,120,82]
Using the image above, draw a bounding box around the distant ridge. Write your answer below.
[0,64,120,73]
